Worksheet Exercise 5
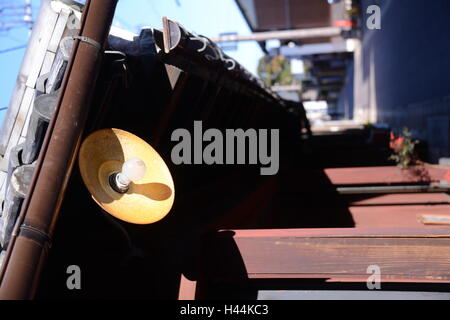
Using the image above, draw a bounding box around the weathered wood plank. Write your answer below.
[345,193,450,206]
[0,81,27,156]
[325,165,449,185]
[178,275,197,300]
[349,205,450,228]
[257,290,450,300]
[40,51,56,76]
[48,8,70,53]
[25,9,59,88]
[0,171,7,204]
[243,238,450,278]
[203,230,450,283]
[224,227,450,238]
[21,100,35,141]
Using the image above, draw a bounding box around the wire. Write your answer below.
[0,44,26,54]
[0,0,34,32]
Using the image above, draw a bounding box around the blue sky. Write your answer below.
[0,0,263,124]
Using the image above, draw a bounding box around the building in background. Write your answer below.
[236,0,450,162]
[235,0,359,124]
[353,0,450,162]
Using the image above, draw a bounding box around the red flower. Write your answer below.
[389,131,396,149]
[445,170,450,184]
[389,131,404,151]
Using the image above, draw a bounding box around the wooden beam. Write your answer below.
[349,205,450,228]
[345,193,450,206]
[178,275,197,300]
[325,165,449,185]
[200,228,450,285]
[25,9,59,88]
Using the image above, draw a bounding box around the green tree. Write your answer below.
[257,55,293,87]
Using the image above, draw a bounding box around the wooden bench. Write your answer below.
[180,228,450,299]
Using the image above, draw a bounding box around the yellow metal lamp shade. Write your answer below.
[78,128,175,224]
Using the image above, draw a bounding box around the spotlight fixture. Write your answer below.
[78,128,175,224]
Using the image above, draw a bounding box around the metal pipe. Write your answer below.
[271,84,302,92]
[337,185,450,195]
[0,0,118,299]
[210,27,342,43]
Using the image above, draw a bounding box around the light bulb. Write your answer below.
[117,157,146,187]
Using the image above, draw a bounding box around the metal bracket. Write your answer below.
[20,223,53,249]
[72,35,102,50]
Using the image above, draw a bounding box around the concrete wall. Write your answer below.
[354,0,450,162]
